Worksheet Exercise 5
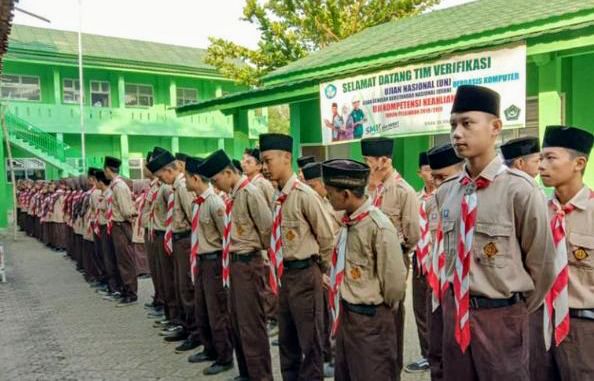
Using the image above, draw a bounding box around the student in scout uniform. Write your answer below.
[147,148,180,335]
[321,159,407,380]
[301,161,342,378]
[148,149,199,351]
[425,143,464,381]
[199,149,273,381]
[406,151,437,374]
[82,174,100,284]
[103,156,139,306]
[183,156,234,375]
[361,136,420,378]
[539,125,594,381]
[259,133,335,381]
[437,85,557,380]
[87,169,108,291]
[243,148,275,207]
[297,155,316,181]
[500,136,541,178]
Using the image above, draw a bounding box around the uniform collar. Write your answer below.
[173,173,185,189]
[462,155,503,182]
[199,184,214,200]
[349,197,373,220]
[280,173,299,195]
[381,170,401,189]
[231,175,249,197]
[557,185,591,211]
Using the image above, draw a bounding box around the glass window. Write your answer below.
[5,158,46,182]
[90,80,110,107]
[0,74,41,101]
[125,83,153,107]
[63,78,81,104]
[128,158,144,179]
[176,87,198,106]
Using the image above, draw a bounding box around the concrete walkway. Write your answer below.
[0,231,429,380]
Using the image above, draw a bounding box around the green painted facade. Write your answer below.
[178,0,594,192]
[0,25,267,228]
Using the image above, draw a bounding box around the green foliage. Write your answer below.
[206,0,440,86]
[267,104,290,134]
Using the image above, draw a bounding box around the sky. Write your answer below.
[13,0,472,50]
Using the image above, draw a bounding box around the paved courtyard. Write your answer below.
[0,230,429,381]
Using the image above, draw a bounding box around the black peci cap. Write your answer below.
[232,159,243,174]
[104,156,121,169]
[297,155,315,168]
[543,125,594,154]
[244,148,261,162]
[259,133,293,153]
[302,162,322,181]
[419,152,429,167]
[185,156,205,175]
[95,170,111,185]
[500,137,540,160]
[198,149,232,179]
[322,159,370,189]
[427,143,464,170]
[145,151,153,163]
[87,167,100,178]
[451,85,500,117]
[152,146,168,157]
[147,150,176,173]
[175,152,189,162]
[361,137,394,157]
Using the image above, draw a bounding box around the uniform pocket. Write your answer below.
[568,232,594,270]
[281,219,301,248]
[346,255,369,282]
[472,223,513,268]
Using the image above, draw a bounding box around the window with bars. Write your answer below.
[1,74,41,101]
[125,83,153,107]
[90,80,110,107]
[63,78,81,104]
[176,87,198,106]
[129,158,144,179]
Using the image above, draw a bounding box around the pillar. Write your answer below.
[169,79,177,107]
[171,137,179,153]
[289,103,302,169]
[0,131,8,228]
[536,55,563,142]
[232,110,250,159]
[118,75,126,109]
[120,134,130,177]
[53,69,61,104]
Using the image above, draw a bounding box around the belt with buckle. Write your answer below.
[200,251,222,262]
[469,293,522,310]
[172,231,190,241]
[231,252,259,263]
[342,300,378,317]
[570,308,594,320]
[284,257,315,271]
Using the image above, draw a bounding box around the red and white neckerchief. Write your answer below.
[329,203,374,337]
[222,177,251,288]
[190,193,207,284]
[105,176,124,235]
[372,171,402,207]
[415,189,434,274]
[164,189,175,255]
[454,165,506,353]
[251,173,263,183]
[84,187,96,234]
[148,183,161,239]
[543,196,573,350]
[136,179,158,236]
[268,179,300,291]
[428,218,448,311]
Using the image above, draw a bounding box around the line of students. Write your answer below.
[16,84,593,381]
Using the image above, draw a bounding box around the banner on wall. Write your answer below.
[319,44,526,145]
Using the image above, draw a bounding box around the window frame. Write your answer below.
[62,78,81,104]
[176,87,198,107]
[90,80,111,108]
[124,82,154,108]
[0,74,42,102]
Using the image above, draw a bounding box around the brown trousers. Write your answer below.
[133,242,149,276]
[261,260,279,321]
[229,256,272,380]
[100,225,123,294]
[394,299,406,380]
[193,254,233,364]
[322,289,333,363]
[155,232,178,322]
[529,306,560,381]
[54,223,68,250]
[83,239,100,281]
[335,303,398,381]
[41,222,50,246]
[279,264,324,381]
[412,266,430,358]
[144,230,163,306]
[553,317,594,381]
[428,303,444,381]
[442,290,529,381]
[172,237,195,332]
[74,234,84,270]
[93,233,107,284]
[111,222,138,299]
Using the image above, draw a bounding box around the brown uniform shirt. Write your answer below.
[110,176,136,222]
[97,190,108,226]
[435,156,556,312]
[51,193,66,223]
[279,174,335,270]
[321,196,343,234]
[196,185,226,254]
[252,174,275,208]
[141,178,160,229]
[152,183,171,232]
[550,186,594,309]
[369,171,421,252]
[230,175,273,254]
[170,173,194,233]
[341,198,407,307]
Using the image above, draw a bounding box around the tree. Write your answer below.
[206,0,440,86]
